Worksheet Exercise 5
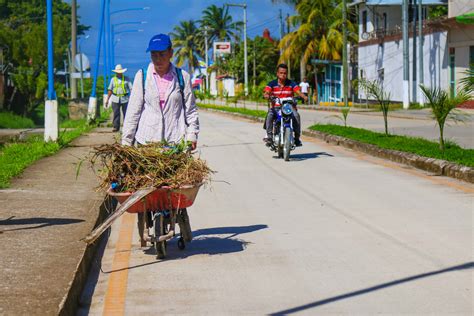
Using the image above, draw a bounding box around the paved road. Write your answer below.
[80,111,473,315]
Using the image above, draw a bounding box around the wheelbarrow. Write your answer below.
[84,184,202,259]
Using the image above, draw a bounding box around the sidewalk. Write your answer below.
[0,128,115,315]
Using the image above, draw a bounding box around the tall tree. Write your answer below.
[170,20,202,75]
[279,0,357,78]
[200,5,242,43]
[0,0,88,115]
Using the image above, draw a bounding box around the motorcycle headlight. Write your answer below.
[282,103,293,115]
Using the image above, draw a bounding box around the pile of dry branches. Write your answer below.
[90,142,212,192]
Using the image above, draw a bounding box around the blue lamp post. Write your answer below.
[111,21,147,67]
[88,0,106,122]
[108,7,149,73]
[45,0,58,141]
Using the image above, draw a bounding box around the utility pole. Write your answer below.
[279,9,283,56]
[402,0,410,109]
[226,3,248,96]
[253,40,256,87]
[70,0,77,99]
[412,0,417,103]
[418,0,424,106]
[88,0,106,123]
[45,0,58,141]
[286,13,291,78]
[243,4,248,96]
[342,0,348,107]
[204,26,209,93]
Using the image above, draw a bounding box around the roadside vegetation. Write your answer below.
[0,110,110,189]
[0,112,35,129]
[420,86,470,151]
[310,124,474,167]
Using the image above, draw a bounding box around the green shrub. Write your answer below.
[0,112,36,129]
[310,124,474,167]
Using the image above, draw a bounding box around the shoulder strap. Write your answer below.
[175,67,189,127]
[141,68,147,100]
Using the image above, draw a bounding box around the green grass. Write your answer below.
[198,103,267,118]
[60,118,87,128]
[0,124,93,189]
[310,124,474,167]
[0,112,36,129]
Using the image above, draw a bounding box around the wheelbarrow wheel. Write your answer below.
[178,208,192,242]
[137,213,147,247]
[154,213,167,259]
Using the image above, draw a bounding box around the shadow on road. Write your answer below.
[269,261,474,315]
[290,152,334,161]
[98,225,268,275]
[0,216,84,232]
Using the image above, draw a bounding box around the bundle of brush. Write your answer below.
[90,140,212,192]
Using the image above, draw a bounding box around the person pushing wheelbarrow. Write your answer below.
[121,33,199,258]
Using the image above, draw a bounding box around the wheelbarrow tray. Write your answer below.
[108,184,202,213]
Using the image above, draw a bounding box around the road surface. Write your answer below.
[79,111,473,315]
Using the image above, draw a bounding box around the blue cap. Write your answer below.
[146,34,172,52]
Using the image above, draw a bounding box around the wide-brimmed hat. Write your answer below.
[112,64,127,73]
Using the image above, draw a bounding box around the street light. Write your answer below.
[226,3,248,96]
[77,35,90,98]
[111,21,147,66]
[109,6,150,73]
[45,0,58,141]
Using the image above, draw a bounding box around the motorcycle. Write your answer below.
[268,97,297,161]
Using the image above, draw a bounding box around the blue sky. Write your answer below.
[68,0,294,76]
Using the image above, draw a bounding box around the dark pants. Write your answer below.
[112,102,128,130]
[265,106,301,139]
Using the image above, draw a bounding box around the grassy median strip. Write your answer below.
[0,125,93,188]
[198,103,267,118]
[310,124,474,167]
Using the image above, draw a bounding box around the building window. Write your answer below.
[362,10,367,33]
[383,13,387,30]
[449,47,455,97]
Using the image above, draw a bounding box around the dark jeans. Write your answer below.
[265,106,301,139]
[112,102,128,130]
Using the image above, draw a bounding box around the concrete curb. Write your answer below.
[57,196,115,315]
[302,129,474,184]
[200,107,474,184]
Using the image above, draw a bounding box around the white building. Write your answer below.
[447,0,474,102]
[354,0,450,103]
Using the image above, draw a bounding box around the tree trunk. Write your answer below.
[439,123,445,151]
[300,56,306,82]
[383,111,389,135]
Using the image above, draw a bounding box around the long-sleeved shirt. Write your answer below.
[122,63,199,146]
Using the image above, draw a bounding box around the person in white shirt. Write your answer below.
[106,64,133,132]
[299,77,311,105]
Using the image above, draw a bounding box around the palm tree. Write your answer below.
[420,86,470,151]
[170,20,202,75]
[200,5,242,43]
[279,0,357,80]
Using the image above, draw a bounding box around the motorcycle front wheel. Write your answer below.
[283,127,292,161]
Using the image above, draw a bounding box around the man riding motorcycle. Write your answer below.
[263,64,308,147]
